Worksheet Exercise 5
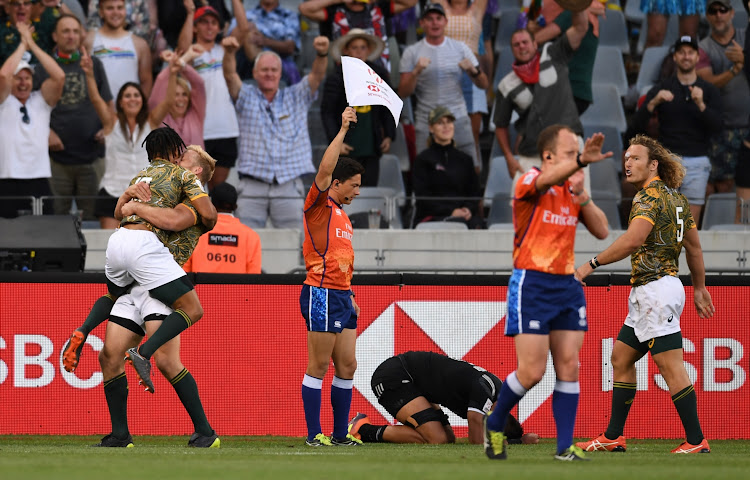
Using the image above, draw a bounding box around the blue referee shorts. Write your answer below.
[505,269,588,335]
[300,284,357,333]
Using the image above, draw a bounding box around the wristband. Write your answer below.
[576,153,587,168]
[580,197,591,207]
[588,256,600,270]
[471,67,481,78]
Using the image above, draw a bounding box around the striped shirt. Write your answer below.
[234,78,317,184]
[399,37,478,126]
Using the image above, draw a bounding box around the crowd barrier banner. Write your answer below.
[0,280,747,439]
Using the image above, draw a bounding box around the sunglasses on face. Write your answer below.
[20,105,30,124]
[707,6,730,14]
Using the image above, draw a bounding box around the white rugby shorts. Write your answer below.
[111,285,173,329]
[624,275,685,342]
[105,228,186,291]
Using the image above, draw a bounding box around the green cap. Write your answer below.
[428,106,456,125]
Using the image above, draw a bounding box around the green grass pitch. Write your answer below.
[2,436,749,480]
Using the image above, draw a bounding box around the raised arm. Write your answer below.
[299,0,336,22]
[230,0,250,41]
[81,46,115,134]
[564,9,589,52]
[176,0,196,53]
[18,23,65,106]
[222,36,242,101]
[393,0,419,14]
[148,51,179,128]
[0,41,27,103]
[316,107,357,191]
[535,133,612,192]
[307,36,330,93]
[133,35,154,97]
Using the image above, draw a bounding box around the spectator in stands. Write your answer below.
[0,0,65,64]
[87,0,156,40]
[697,0,749,223]
[399,3,488,170]
[95,52,179,228]
[642,0,703,49]
[0,22,65,218]
[228,0,301,86]
[412,106,483,228]
[148,45,206,148]
[220,33,330,229]
[321,28,395,186]
[530,0,605,115]
[176,0,247,189]
[183,182,262,274]
[349,351,539,445]
[38,14,113,220]
[493,9,590,194]
[85,0,153,100]
[435,0,489,164]
[299,0,418,70]
[630,35,722,225]
[158,0,231,50]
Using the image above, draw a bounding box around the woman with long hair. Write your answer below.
[95,53,179,228]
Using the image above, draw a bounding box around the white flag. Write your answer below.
[341,56,403,128]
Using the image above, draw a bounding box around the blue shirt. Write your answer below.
[234,78,317,183]
[229,5,301,54]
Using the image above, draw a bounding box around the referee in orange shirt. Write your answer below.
[183,182,262,273]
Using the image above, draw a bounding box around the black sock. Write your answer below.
[103,373,129,439]
[358,424,387,443]
[79,295,115,336]
[170,369,213,436]
[139,310,192,359]
[672,385,704,445]
[604,382,636,440]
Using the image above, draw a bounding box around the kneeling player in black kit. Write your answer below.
[349,351,540,444]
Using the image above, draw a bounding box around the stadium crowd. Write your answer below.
[0,0,749,230]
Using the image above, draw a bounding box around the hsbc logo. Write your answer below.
[354,301,557,426]
[367,85,380,92]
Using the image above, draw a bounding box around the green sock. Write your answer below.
[79,295,115,336]
[138,310,192,359]
[103,373,129,439]
[672,385,704,445]
[604,382,636,439]
[170,369,212,436]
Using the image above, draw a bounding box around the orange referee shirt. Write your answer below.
[183,214,262,273]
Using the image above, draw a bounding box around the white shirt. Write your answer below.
[92,31,139,100]
[100,120,150,197]
[193,44,239,140]
[0,92,53,179]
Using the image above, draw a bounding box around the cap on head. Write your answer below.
[428,105,455,125]
[330,28,386,63]
[673,35,699,52]
[708,0,732,9]
[194,5,221,23]
[14,60,33,76]
[210,182,238,210]
[421,2,446,18]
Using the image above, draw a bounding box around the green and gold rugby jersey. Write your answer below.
[120,159,208,247]
[163,201,210,266]
[628,176,695,287]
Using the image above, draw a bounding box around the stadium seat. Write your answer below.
[483,156,514,207]
[347,186,395,228]
[583,125,624,173]
[589,158,621,201]
[415,220,469,230]
[493,49,515,85]
[624,0,645,23]
[592,46,628,97]
[593,197,622,229]
[703,193,738,230]
[389,124,411,172]
[378,154,407,206]
[598,9,630,54]
[635,45,670,95]
[307,106,327,146]
[487,193,513,227]
[580,84,628,133]
[734,9,748,29]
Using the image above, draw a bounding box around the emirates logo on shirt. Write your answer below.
[208,233,238,246]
